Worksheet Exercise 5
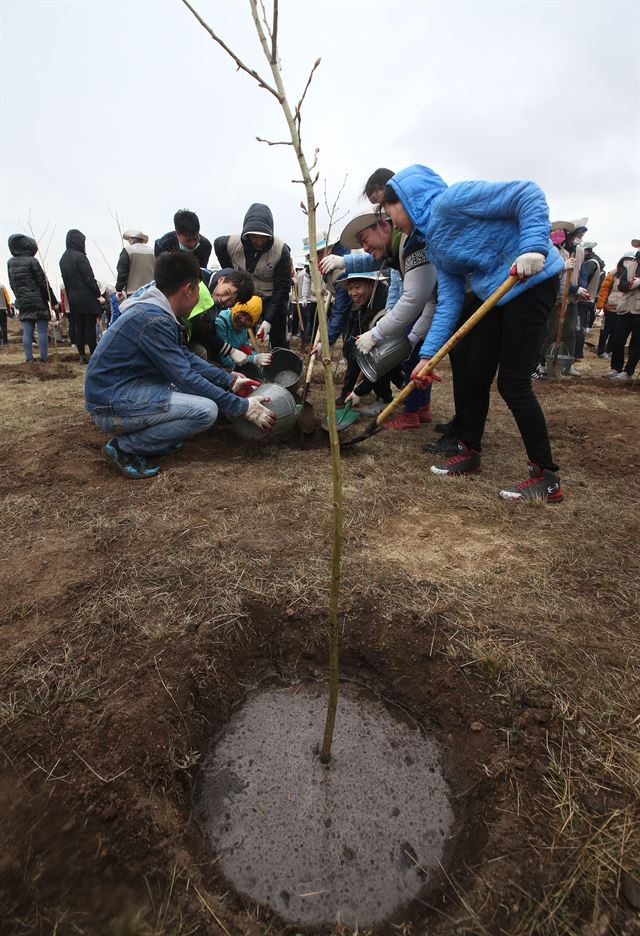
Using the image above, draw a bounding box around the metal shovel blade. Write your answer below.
[295,400,316,435]
[546,342,573,380]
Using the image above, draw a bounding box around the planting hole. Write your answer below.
[194,681,453,928]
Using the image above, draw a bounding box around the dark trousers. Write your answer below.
[76,314,99,357]
[260,296,289,350]
[302,302,317,343]
[574,301,589,358]
[452,276,560,470]
[597,311,616,355]
[0,309,7,343]
[611,314,640,376]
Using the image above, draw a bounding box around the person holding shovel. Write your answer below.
[383,165,565,503]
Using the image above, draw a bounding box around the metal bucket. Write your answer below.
[227,382,297,441]
[356,334,412,382]
[237,361,264,382]
[263,348,304,393]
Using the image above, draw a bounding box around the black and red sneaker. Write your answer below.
[499,463,564,503]
[430,442,482,477]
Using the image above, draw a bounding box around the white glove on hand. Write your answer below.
[254,352,272,366]
[313,340,323,358]
[244,395,276,432]
[512,252,545,278]
[355,330,377,354]
[629,277,640,290]
[576,287,591,300]
[319,255,345,275]
[564,258,577,271]
[345,391,361,408]
[229,347,249,365]
[256,320,271,342]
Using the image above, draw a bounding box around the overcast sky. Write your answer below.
[1,0,639,292]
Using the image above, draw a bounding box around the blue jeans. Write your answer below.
[93,391,218,455]
[22,319,49,361]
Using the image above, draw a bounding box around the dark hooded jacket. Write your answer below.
[154,231,212,268]
[214,204,292,323]
[59,230,102,316]
[7,235,58,321]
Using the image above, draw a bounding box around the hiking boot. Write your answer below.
[381,411,420,431]
[499,463,564,503]
[434,417,455,433]
[610,371,631,382]
[602,369,619,379]
[422,434,459,456]
[418,404,432,423]
[430,442,482,476]
[104,438,161,479]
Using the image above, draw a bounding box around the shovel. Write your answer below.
[341,275,518,447]
[545,269,573,380]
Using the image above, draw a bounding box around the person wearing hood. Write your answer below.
[382,164,564,504]
[59,229,103,363]
[214,203,292,349]
[154,209,212,268]
[7,234,59,363]
[84,252,275,479]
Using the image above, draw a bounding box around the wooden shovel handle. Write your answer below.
[374,275,518,428]
[305,329,319,382]
[555,263,573,344]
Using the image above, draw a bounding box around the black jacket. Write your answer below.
[154,231,212,269]
[59,230,102,316]
[7,235,58,321]
[214,203,292,323]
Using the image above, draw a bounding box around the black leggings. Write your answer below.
[450,276,560,470]
[76,315,99,357]
[611,314,640,376]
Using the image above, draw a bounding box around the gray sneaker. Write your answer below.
[610,371,631,382]
[602,369,620,379]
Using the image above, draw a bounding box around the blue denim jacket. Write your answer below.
[84,298,249,418]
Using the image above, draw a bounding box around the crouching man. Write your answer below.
[85,252,275,479]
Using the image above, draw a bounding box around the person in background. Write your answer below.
[85,252,275,479]
[215,203,292,350]
[596,249,636,359]
[59,230,102,363]
[155,209,212,268]
[116,230,156,298]
[0,282,12,345]
[7,234,59,363]
[574,240,602,361]
[602,240,640,382]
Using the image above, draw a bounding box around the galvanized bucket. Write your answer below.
[263,348,304,393]
[237,360,264,382]
[227,382,297,441]
[355,334,412,382]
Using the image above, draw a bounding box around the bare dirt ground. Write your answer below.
[1,322,639,936]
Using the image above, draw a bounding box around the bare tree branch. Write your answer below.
[295,57,321,124]
[256,136,293,147]
[258,0,272,39]
[323,173,349,249]
[271,0,279,64]
[180,0,282,102]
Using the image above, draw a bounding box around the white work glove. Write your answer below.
[576,287,591,300]
[355,330,377,354]
[319,255,345,275]
[116,291,126,301]
[229,347,249,365]
[253,352,272,366]
[629,277,640,290]
[244,395,276,433]
[564,258,577,271]
[345,391,361,407]
[256,320,271,342]
[230,374,261,396]
[313,340,323,358]
[510,252,545,279]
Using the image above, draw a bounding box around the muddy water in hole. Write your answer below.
[194,683,454,929]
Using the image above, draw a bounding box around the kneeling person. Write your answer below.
[85,253,275,478]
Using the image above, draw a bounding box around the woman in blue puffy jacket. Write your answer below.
[383,165,564,504]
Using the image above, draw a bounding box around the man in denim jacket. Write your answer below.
[85,252,275,479]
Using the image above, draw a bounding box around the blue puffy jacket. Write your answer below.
[388,165,564,360]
